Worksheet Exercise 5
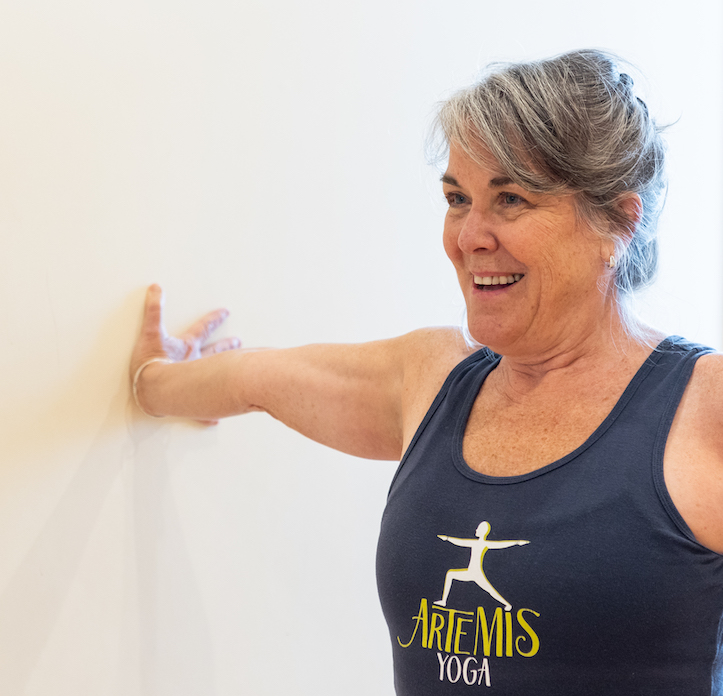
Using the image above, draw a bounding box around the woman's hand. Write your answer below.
[129,285,469,454]
[130,284,240,420]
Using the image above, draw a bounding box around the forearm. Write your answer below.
[135,348,267,420]
[134,341,406,459]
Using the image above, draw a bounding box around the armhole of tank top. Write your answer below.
[651,346,720,551]
[385,348,497,496]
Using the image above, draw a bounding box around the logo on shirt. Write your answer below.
[434,520,529,611]
[396,521,540,688]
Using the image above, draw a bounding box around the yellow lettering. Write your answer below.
[505,609,513,657]
[444,609,459,653]
[428,612,445,651]
[454,615,472,655]
[474,607,504,657]
[397,598,428,648]
[515,608,540,657]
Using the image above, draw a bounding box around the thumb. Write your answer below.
[142,284,165,337]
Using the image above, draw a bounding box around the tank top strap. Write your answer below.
[389,347,500,494]
[641,336,717,540]
[582,335,714,461]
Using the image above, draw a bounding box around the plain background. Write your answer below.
[1,1,721,694]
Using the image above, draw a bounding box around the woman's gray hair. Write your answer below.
[431,49,667,317]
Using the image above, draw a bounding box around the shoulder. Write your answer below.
[395,327,480,450]
[688,349,723,380]
[397,326,479,384]
[666,350,723,553]
[670,351,723,457]
[680,352,723,438]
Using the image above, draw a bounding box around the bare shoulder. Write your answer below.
[398,326,478,387]
[679,352,723,441]
[396,327,479,451]
[666,351,723,553]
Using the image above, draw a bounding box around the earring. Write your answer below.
[607,255,616,269]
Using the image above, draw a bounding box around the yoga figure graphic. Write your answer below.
[434,521,529,611]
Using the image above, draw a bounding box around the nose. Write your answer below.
[456,208,499,255]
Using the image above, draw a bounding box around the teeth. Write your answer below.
[473,274,523,286]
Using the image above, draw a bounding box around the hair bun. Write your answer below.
[618,72,634,93]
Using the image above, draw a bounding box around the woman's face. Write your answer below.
[442,143,613,357]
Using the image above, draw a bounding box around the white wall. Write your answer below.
[1,1,721,694]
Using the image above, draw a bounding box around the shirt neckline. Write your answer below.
[451,336,675,485]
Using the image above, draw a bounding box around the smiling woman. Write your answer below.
[130,49,723,696]
[440,143,614,357]
[432,49,665,337]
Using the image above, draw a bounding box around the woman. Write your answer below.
[130,50,723,694]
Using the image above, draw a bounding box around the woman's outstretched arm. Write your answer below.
[130,285,471,460]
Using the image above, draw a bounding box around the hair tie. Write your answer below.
[618,73,633,90]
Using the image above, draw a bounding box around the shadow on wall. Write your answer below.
[0,294,217,695]
[0,298,141,466]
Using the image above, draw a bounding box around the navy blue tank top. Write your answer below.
[376,337,723,695]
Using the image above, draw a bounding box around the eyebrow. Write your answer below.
[490,176,514,188]
[441,174,514,188]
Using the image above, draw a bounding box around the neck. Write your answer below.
[490,307,664,393]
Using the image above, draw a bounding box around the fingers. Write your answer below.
[182,308,231,345]
[131,285,169,378]
[139,285,237,361]
[142,284,164,337]
[200,336,241,358]
[181,309,234,361]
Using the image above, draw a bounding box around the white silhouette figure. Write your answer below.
[434,521,529,611]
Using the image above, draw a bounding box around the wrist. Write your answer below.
[132,357,172,417]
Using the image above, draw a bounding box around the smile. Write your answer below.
[473,274,523,290]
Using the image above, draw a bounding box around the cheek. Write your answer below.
[537,239,602,303]
[442,221,461,265]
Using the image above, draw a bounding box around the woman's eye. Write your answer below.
[501,193,523,206]
[446,193,468,207]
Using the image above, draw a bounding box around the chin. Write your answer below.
[465,321,525,355]
[466,328,506,353]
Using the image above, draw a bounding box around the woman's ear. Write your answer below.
[600,194,642,266]
[617,193,643,230]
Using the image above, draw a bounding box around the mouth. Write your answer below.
[473,273,524,291]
